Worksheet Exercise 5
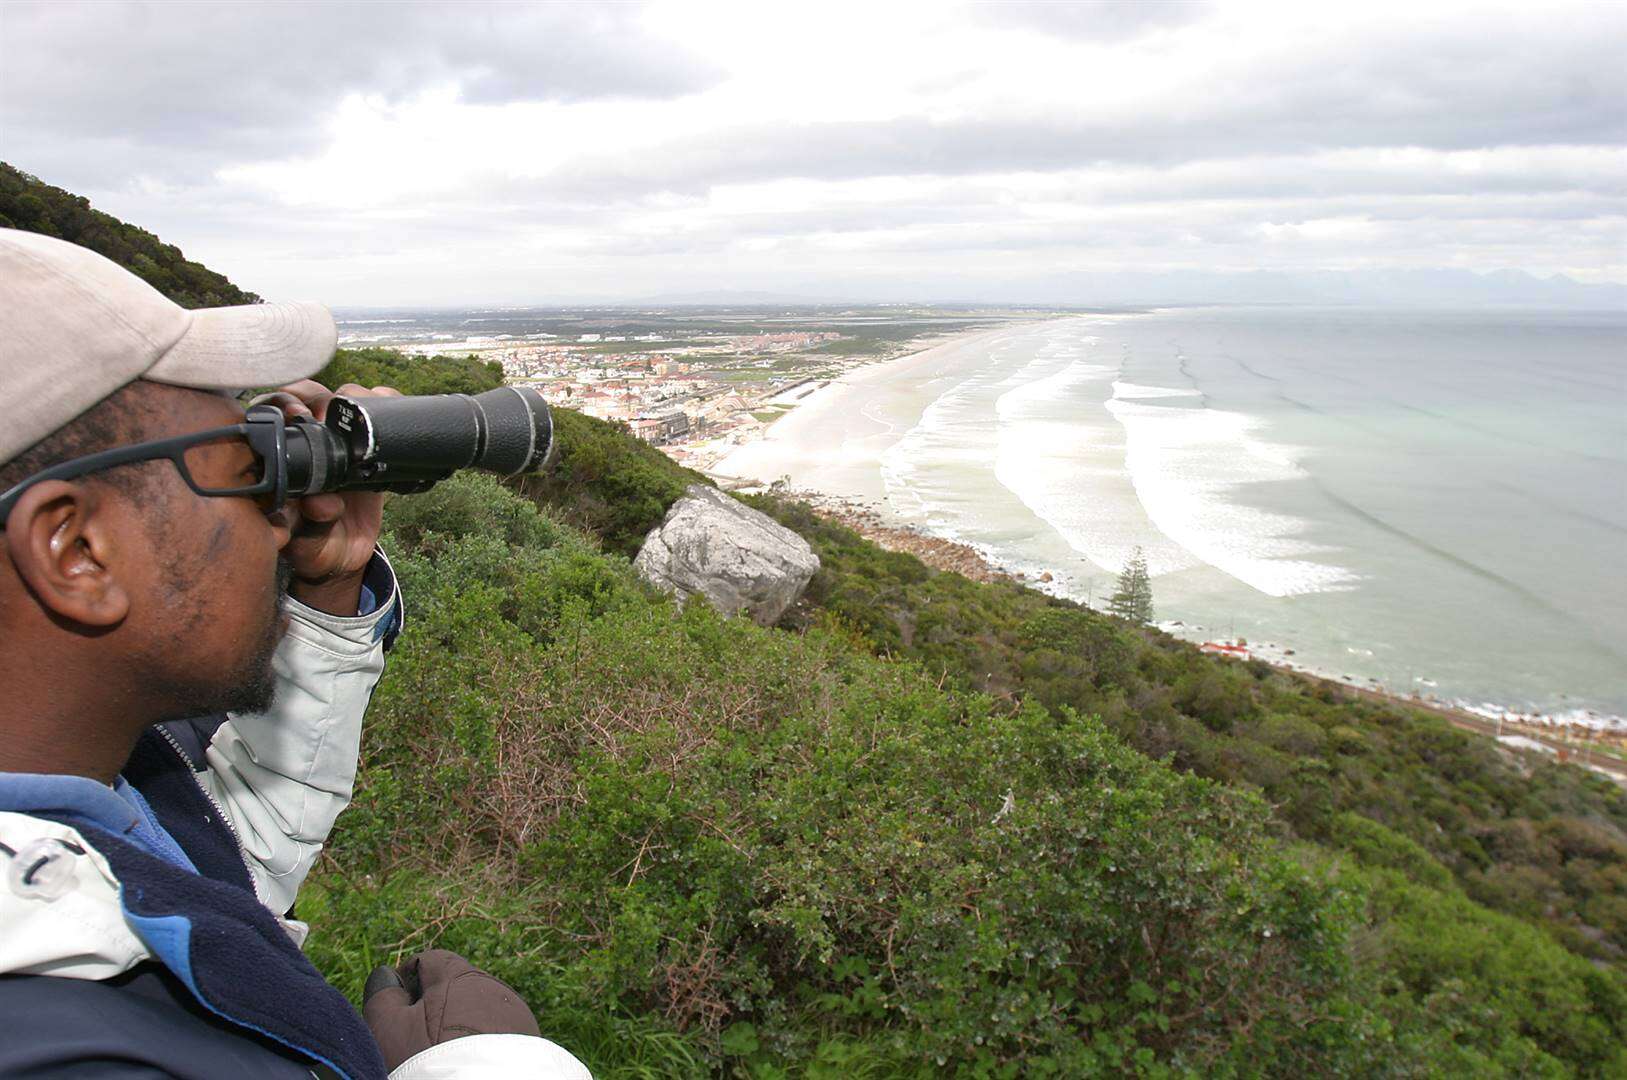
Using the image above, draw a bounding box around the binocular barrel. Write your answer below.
[285,386,554,497]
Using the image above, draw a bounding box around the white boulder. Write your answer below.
[634,484,820,625]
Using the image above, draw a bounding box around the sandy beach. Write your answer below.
[712,320,1069,496]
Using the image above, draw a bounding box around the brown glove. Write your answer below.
[362,949,542,1072]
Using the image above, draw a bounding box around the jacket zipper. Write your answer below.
[154,724,267,907]
[148,728,354,1079]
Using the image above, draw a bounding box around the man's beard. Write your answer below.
[146,556,292,722]
[224,556,294,715]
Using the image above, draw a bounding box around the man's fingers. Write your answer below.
[294,492,346,525]
[260,380,403,427]
[275,379,339,421]
[246,390,316,424]
[335,382,402,400]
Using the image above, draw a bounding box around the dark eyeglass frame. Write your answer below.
[0,404,289,522]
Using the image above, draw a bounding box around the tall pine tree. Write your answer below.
[1108,546,1154,625]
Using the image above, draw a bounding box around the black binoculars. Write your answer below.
[284,386,555,498]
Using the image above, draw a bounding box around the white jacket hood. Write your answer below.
[0,811,148,980]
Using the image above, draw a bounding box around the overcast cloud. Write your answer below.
[1,0,1622,304]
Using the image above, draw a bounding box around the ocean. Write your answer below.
[719,307,1627,726]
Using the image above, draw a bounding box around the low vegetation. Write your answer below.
[748,495,1627,977]
[310,474,1389,1076]
[316,346,506,397]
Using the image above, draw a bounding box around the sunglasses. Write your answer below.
[0,404,290,522]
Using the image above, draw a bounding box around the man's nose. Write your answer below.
[267,499,301,548]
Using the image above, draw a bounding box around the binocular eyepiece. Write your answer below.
[285,386,554,497]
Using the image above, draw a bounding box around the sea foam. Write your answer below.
[879,331,1077,526]
[1106,391,1359,597]
[994,360,1197,578]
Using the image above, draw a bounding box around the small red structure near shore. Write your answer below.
[1200,642,1251,661]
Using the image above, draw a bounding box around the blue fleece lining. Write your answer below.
[124,911,199,993]
[124,906,355,1080]
[0,772,196,873]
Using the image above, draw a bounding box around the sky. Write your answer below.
[2,0,1624,305]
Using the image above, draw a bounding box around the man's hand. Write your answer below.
[253,379,401,615]
[363,950,542,1072]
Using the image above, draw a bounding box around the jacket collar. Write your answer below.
[0,771,194,872]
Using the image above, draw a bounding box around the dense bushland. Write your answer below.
[743,497,1627,980]
[0,163,261,307]
[301,466,1626,1076]
[316,346,506,397]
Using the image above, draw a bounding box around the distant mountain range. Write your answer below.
[986,267,1627,310]
[631,288,850,306]
[632,269,1626,310]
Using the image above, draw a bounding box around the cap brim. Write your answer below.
[144,301,337,390]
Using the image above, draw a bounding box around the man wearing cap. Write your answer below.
[0,229,589,1078]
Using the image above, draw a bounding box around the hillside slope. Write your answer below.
[0,162,260,307]
[305,403,1627,1075]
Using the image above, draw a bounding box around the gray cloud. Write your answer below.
[2,1,1620,303]
[557,198,1624,258]
[537,17,1627,199]
[0,0,719,178]
[972,0,1213,42]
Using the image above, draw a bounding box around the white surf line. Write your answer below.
[1104,343,1358,598]
[879,329,1082,527]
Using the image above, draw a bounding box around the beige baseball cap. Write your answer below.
[0,227,337,465]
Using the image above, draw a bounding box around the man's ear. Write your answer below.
[3,481,131,628]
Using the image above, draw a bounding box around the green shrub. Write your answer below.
[384,471,566,554]
[518,408,709,556]
[316,347,505,397]
[1359,868,1627,1076]
[744,491,1627,989]
[1328,812,1456,892]
[307,435,1627,1077]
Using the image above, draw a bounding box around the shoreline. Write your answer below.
[692,317,1069,480]
[681,314,1625,758]
[768,487,1627,784]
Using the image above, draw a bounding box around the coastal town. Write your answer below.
[343,307,1011,471]
[503,329,844,471]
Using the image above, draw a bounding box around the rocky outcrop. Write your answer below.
[634,484,820,625]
